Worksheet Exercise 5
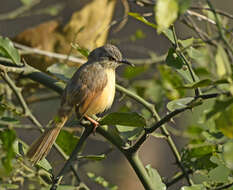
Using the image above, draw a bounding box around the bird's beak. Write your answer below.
[119,59,135,67]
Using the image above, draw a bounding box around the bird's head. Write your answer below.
[88,44,134,69]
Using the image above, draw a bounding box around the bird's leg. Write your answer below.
[75,106,99,133]
[84,115,99,133]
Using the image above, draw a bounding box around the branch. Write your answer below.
[190,6,233,20]
[186,10,216,25]
[128,107,188,153]
[171,25,201,97]
[14,42,85,64]
[0,70,42,128]
[0,62,85,184]
[206,0,233,54]
[165,170,193,187]
[118,72,193,185]
[0,60,156,189]
[51,126,93,190]
[3,59,229,188]
[182,15,218,47]
[210,182,233,190]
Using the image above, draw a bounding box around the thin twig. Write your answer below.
[0,60,191,187]
[14,42,85,64]
[187,10,216,25]
[0,66,85,184]
[191,6,233,20]
[0,0,41,21]
[1,59,230,188]
[171,25,201,97]
[113,0,129,33]
[14,42,165,66]
[165,170,193,187]
[210,182,233,190]
[119,84,193,185]
[0,71,41,127]
[206,0,233,54]
[183,15,218,47]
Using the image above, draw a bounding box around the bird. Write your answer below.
[27,44,133,164]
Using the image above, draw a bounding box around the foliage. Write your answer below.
[1,0,233,190]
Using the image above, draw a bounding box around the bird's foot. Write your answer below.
[84,116,99,134]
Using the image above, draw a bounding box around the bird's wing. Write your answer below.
[61,62,107,117]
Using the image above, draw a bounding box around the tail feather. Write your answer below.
[27,115,68,165]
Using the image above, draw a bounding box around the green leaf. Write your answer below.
[132,79,165,104]
[115,125,143,141]
[56,130,79,155]
[162,29,175,43]
[178,38,194,49]
[128,12,157,29]
[0,129,16,174]
[177,67,199,84]
[155,0,178,33]
[215,45,231,78]
[181,145,217,170]
[158,65,185,100]
[0,36,21,65]
[47,63,76,81]
[87,172,118,190]
[179,79,212,89]
[166,48,184,69]
[165,48,199,84]
[72,43,89,58]
[181,184,206,190]
[100,112,146,127]
[37,157,52,172]
[145,165,166,190]
[78,154,106,161]
[223,140,233,169]
[205,97,233,121]
[208,165,230,183]
[13,139,27,156]
[12,139,52,171]
[187,47,210,66]
[215,104,233,138]
[167,97,194,111]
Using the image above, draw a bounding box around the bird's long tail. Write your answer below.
[27,114,69,165]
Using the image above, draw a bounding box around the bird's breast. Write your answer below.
[85,69,116,116]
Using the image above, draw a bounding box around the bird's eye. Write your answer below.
[108,56,115,61]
